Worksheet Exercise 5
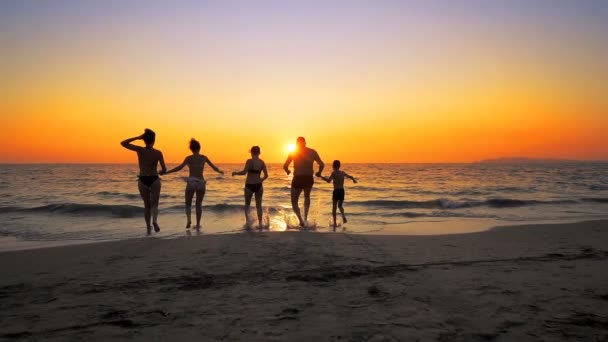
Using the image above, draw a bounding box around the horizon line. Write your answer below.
[2,159,608,165]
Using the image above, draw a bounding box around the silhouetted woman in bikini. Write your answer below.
[232,146,268,229]
[121,129,167,234]
[162,138,224,229]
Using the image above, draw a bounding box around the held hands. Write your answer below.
[315,171,323,178]
[159,170,166,175]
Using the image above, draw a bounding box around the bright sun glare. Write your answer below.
[287,144,296,153]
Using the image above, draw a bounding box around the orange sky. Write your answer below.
[1,1,607,163]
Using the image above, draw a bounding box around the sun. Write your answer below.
[286,144,296,153]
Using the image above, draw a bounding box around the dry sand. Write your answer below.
[1,220,607,341]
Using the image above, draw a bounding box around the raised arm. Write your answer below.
[314,151,324,177]
[232,160,250,176]
[158,152,167,174]
[206,157,224,175]
[120,134,143,152]
[283,155,293,175]
[164,157,188,175]
[344,172,357,183]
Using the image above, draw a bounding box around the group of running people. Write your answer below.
[121,129,356,234]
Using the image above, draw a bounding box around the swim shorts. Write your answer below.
[291,175,314,189]
[333,188,345,201]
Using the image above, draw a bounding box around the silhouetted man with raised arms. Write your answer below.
[284,137,324,227]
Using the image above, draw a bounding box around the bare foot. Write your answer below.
[153,222,160,232]
[146,226,152,235]
[343,216,347,224]
[186,222,191,229]
[194,225,201,230]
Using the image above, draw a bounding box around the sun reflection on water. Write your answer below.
[270,216,287,231]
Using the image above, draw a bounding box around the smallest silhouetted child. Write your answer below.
[320,160,357,230]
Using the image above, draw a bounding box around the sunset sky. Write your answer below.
[1,0,607,163]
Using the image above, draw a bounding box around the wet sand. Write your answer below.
[1,220,607,341]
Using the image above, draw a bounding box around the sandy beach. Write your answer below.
[1,220,607,341]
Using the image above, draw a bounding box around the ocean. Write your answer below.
[0,163,607,251]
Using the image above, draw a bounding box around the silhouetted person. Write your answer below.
[283,137,324,226]
[320,160,357,230]
[232,146,269,229]
[121,129,167,234]
[162,139,223,230]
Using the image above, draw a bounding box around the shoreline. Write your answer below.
[1,219,607,340]
[1,218,606,253]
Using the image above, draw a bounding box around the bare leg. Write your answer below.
[255,187,264,228]
[291,187,305,226]
[138,181,152,234]
[244,187,254,228]
[332,200,338,230]
[303,187,312,223]
[195,187,205,229]
[150,179,161,232]
[185,185,195,228]
[338,200,346,223]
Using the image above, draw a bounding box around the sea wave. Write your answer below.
[22,203,143,218]
[96,191,141,200]
[377,211,499,219]
[400,186,536,197]
[352,186,399,192]
[0,195,604,219]
[349,198,580,210]
[0,206,21,214]
[166,203,243,212]
[0,202,288,217]
[166,203,286,213]
[96,191,180,200]
[581,197,608,203]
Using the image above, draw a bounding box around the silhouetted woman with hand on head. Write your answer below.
[162,138,224,230]
[232,146,269,229]
[121,129,167,234]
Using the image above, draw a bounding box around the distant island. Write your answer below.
[476,157,603,164]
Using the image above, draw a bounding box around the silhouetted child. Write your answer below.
[320,160,357,230]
